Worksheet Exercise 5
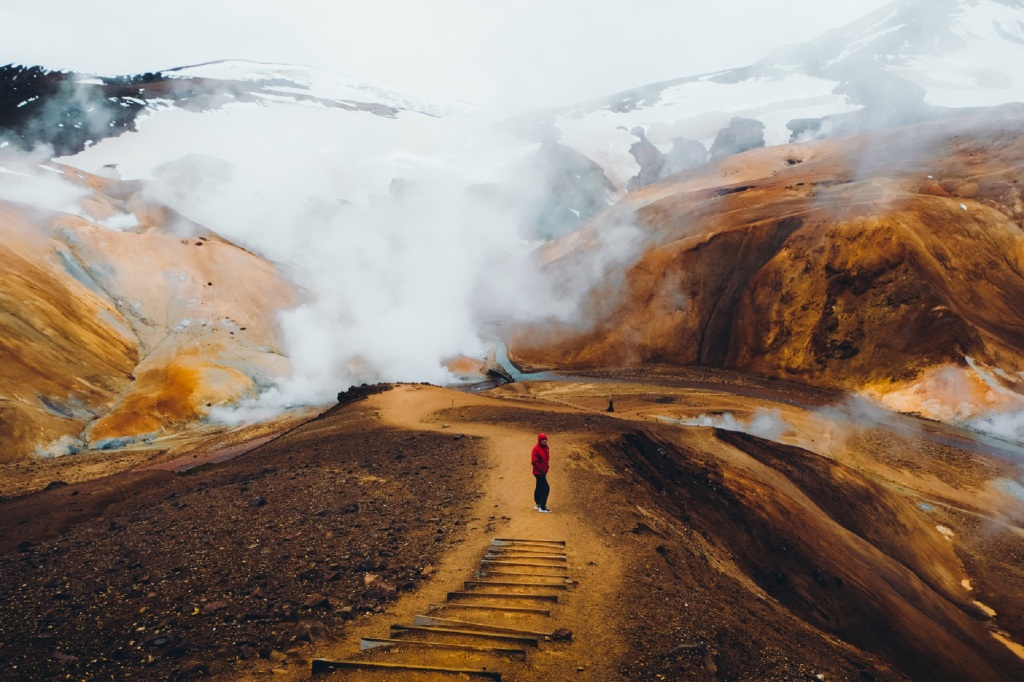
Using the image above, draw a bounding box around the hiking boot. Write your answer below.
[538,508,552,513]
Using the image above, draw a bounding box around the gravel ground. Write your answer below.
[0,391,483,680]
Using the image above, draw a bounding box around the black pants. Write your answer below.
[533,474,550,510]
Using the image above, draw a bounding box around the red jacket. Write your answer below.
[531,438,549,475]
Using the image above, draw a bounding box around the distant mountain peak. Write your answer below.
[501,0,1024,193]
[0,60,463,157]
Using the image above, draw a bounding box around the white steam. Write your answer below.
[816,394,910,433]
[660,408,791,441]
[0,147,86,212]
[218,177,548,410]
[959,357,1024,444]
[966,411,1024,445]
[56,97,611,417]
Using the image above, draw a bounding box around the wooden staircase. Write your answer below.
[312,538,571,680]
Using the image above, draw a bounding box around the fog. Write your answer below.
[1,1,891,114]
[9,0,1024,445]
[0,148,85,212]
[64,93,601,415]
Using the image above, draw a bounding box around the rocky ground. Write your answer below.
[1,375,1023,681]
[0,386,484,680]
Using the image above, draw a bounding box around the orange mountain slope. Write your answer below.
[0,167,296,461]
[508,104,1024,422]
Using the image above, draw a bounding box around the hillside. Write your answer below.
[0,162,296,461]
[507,104,1024,430]
[2,380,1022,680]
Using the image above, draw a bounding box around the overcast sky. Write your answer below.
[2,0,893,113]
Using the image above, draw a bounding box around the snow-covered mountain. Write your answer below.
[7,61,523,208]
[505,0,1024,191]
[0,58,621,246]
[4,0,1022,221]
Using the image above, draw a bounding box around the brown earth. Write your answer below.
[2,374,1022,681]
[507,104,1024,422]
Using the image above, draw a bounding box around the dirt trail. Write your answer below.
[297,384,628,680]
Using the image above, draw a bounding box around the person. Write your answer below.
[531,433,552,513]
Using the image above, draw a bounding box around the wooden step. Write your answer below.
[466,580,567,590]
[360,637,527,661]
[479,569,569,577]
[493,538,565,546]
[414,615,553,638]
[390,624,538,647]
[429,602,551,616]
[447,591,559,603]
[312,658,501,679]
[481,560,569,570]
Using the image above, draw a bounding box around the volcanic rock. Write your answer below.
[626,126,666,192]
[709,117,766,161]
[661,137,707,177]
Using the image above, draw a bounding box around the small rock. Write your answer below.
[53,652,79,662]
[670,642,704,655]
[202,601,229,613]
[302,594,330,609]
[292,620,330,642]
[296,567,320,581]
[552,628,573,642]
[143,633,171,648]
[172,660,209,680]
[44,480,68,490]
[249,495,267,508]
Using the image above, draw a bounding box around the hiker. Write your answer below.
[531,433,552,513]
